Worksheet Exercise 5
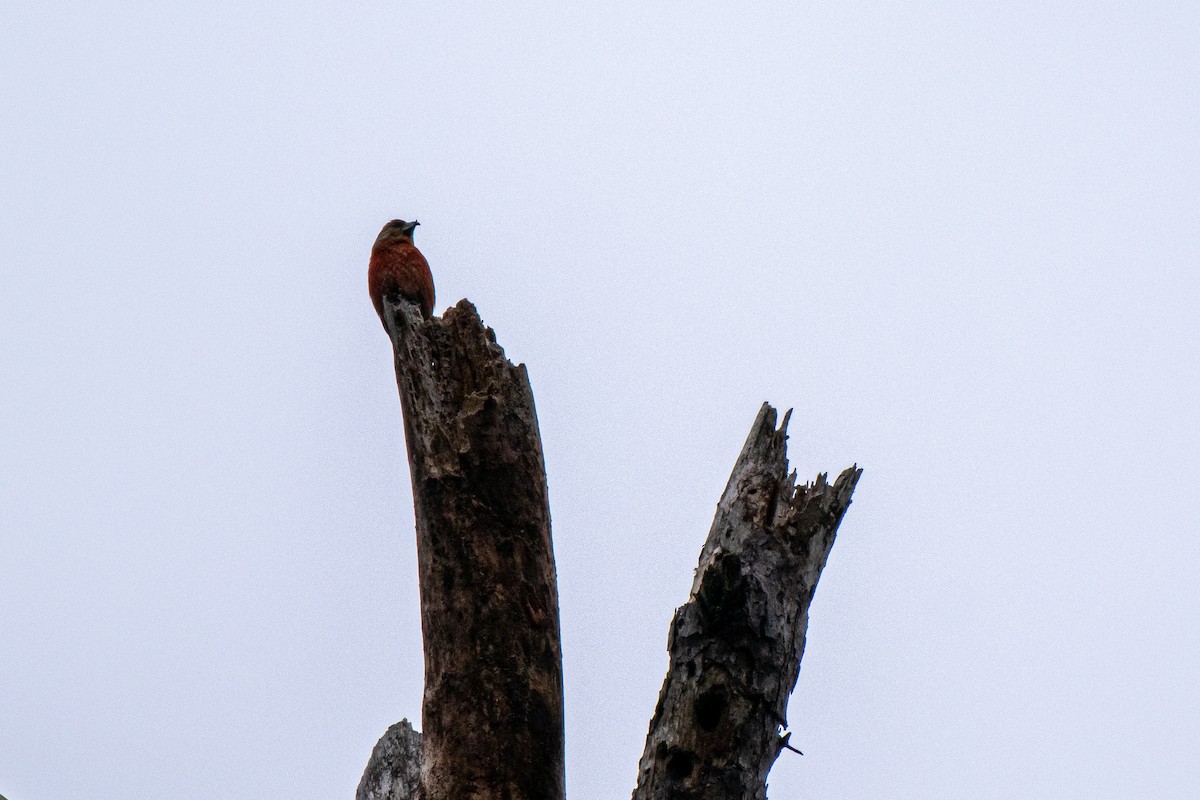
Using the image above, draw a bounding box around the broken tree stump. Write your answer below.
[358,296,861,800]
[632,404,861,800]
[367,297,564,800]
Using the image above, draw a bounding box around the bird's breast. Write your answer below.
[368,240,435,319]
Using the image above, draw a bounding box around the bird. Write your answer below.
[368,218,435,328]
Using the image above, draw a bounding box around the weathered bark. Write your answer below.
[357,720,421,800]
[382,297,564,800]
[632,404,861,800]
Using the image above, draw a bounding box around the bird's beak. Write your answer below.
[406,220,421,233]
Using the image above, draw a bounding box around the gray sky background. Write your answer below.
[2,2,1197,798]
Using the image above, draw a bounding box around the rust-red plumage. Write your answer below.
[368,219,435,327]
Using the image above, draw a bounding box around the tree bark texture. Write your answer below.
[384,297,564,800]
[632,403,861,800]
[357,720,421,800]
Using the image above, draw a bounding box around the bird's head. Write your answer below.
[375,219,420,246]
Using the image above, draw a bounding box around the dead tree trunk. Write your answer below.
[366,297,564,800]
[357,719,421,800]
[358,298,860,800]
[631,404,861,800]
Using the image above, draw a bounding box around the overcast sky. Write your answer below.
[2,3,1198,798]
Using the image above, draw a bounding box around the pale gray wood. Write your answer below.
[632,403,861,800]
[357,720,421,800]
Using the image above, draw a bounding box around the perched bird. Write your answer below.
[368,219,435,327]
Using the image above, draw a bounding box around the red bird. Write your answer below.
[368,219,435,327]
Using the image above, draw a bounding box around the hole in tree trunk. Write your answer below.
[694,685,727,732]
[665,751,694,780]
